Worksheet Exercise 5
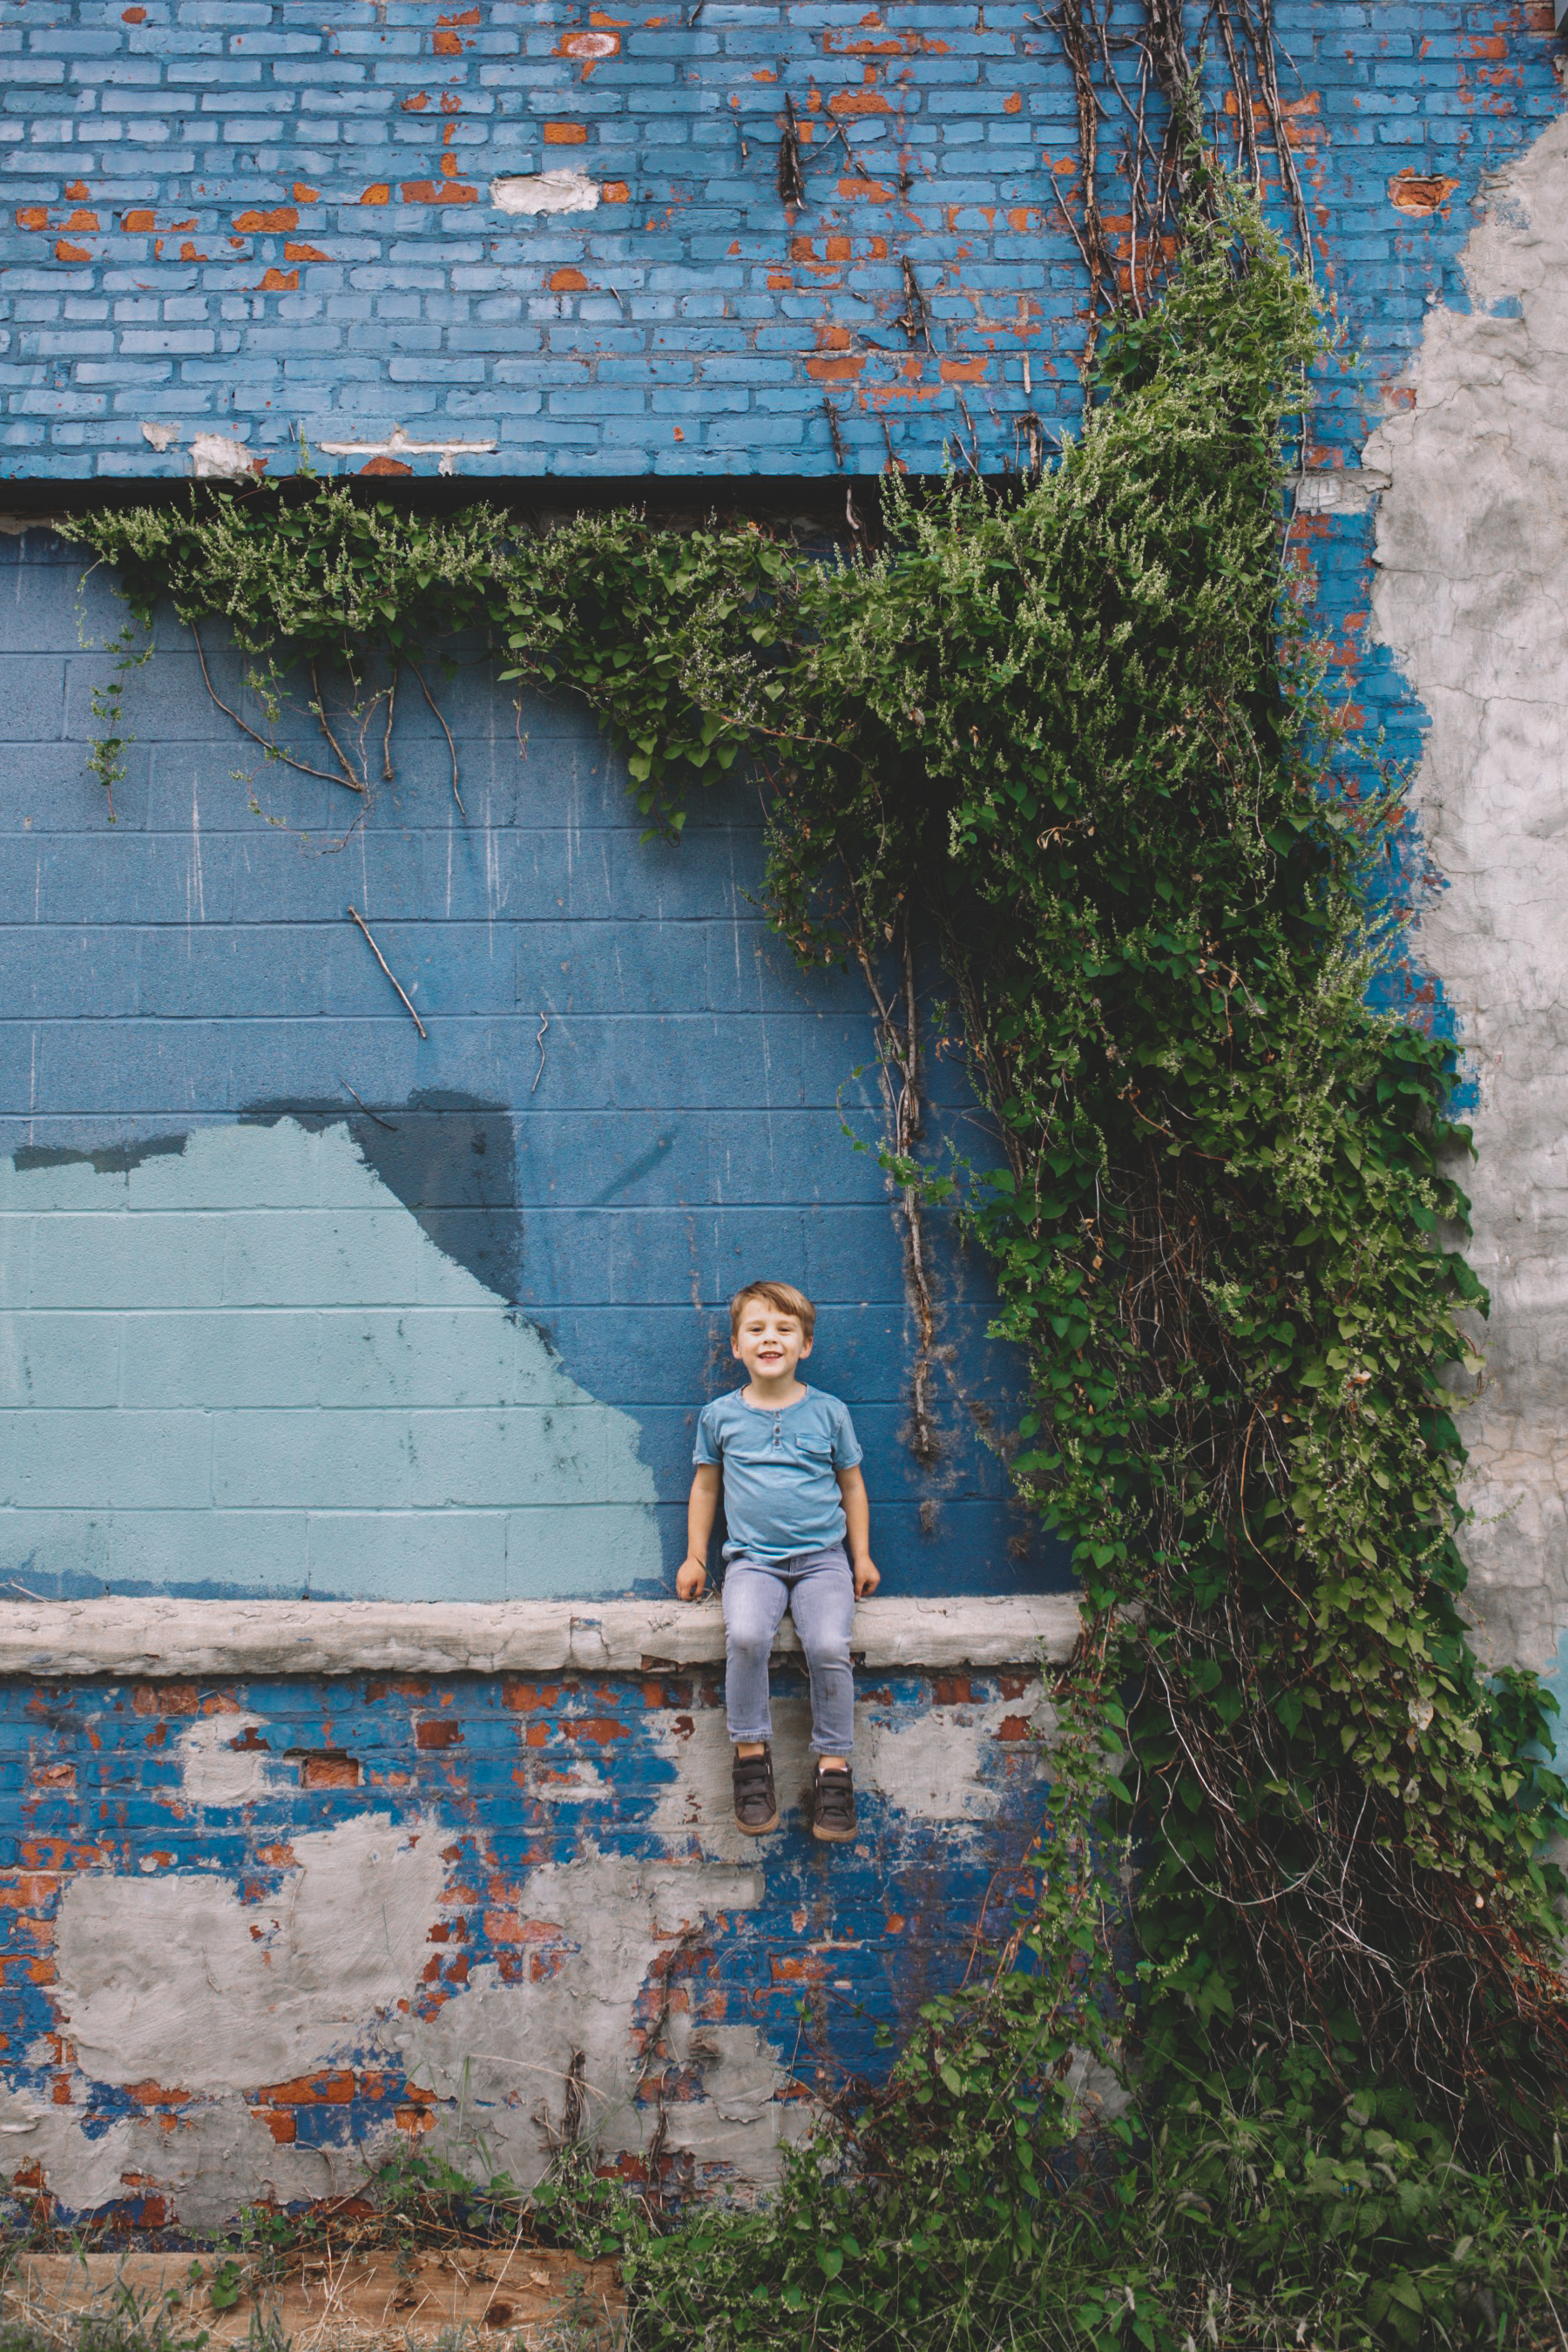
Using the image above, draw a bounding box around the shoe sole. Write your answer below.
[812,1818,855,1843]
[735,1808,780,1835]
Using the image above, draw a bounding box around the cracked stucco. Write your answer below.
[0,1669,1052,2222]
[1366,113,1568,1701]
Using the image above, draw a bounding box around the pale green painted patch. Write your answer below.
[0,1119,661,1601]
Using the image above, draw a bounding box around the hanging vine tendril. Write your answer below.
[1043,0,1313,328]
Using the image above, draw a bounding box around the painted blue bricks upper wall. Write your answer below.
[0,2,1559,481]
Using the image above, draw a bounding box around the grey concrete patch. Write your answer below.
[1366,113,1568,1684]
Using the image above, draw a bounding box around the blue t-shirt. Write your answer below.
[693,1386,863,1564]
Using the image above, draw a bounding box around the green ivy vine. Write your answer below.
[65,173,1568,2349]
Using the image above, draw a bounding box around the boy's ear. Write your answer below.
[799,1338,813,1358]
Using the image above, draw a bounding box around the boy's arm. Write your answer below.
[837,1465,880,1597]
[678,1463,720,1600]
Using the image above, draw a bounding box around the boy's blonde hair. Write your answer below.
[729,1280,816,1343]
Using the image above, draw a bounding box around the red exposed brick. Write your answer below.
[258,2071,354,2105]
[503,1680,560,1710]
[0,1876,58,1909]
[132,1685,199,1718]
[297,1751,361,1788]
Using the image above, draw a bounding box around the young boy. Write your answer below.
[677,1281,879,1843]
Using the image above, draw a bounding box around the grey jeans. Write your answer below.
[722,1544,855,1756]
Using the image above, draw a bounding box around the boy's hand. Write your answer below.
[852,1556,880,1598]
[676,1557,708,1601]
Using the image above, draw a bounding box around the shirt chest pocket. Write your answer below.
[794,1435,835,1470]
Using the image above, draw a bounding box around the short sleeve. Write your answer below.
[829,1400,862,1470]
[693,1401,724,1467]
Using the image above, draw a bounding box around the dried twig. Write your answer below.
[1044,0,1310,340]
[408,656,464,815]
[189,624,363,794]
[952,389,983,477]
[308,659,368,794]
[531,1011,550,1094]
[338,1075,396,1131]
[348,903,428,1039]
[1236,0,1313,265]
[778,93,806,205]
[560,2048,586,2143]
[1055,0,1112,325]
[382,657,397,783]
[854,909,939,1468]
[896,255,933,348]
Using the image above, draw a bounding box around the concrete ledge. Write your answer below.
[0,1594,1084,1680]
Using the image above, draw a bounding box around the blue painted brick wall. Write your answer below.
[0,3,1557,481]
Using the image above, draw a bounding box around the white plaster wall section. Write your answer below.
[1364,112,1568,1687]
[167,1710,275,1810]
[645,1675,1057,1862]
[189,435,254,480]
[658,2017,815,2186]
[489,172,600,215]
[0,1117,661,1601]
[855,1680,1057,1822]
[0,2085,144,2220]
[3,2055,401,2232]
[0,1812,446,2225]
[51,1812,446,2092]
[390,1852,814,2193]
[313,426,498,476]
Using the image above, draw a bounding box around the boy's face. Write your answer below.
[732,1301,811,1385]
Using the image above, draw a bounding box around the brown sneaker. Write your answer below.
[733,1747,779,1835]
[812,1761,856,1844]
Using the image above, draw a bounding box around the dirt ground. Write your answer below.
[5,2246,625,2349]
